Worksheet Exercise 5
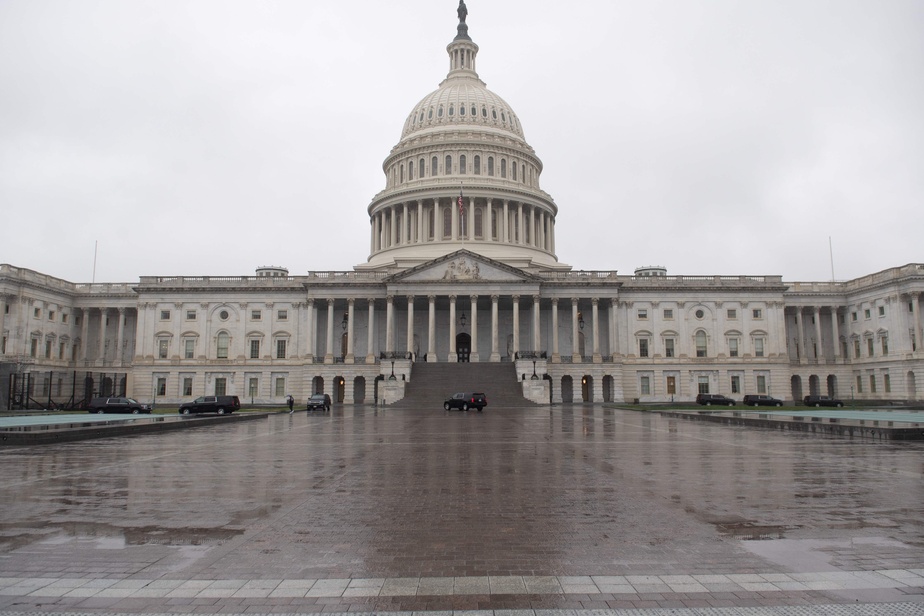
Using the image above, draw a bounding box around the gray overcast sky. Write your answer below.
[1,0,922,283]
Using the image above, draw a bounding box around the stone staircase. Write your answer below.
[395,362,529,409]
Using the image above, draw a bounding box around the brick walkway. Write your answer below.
[0,404,922,614]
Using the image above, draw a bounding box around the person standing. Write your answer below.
[286,394,294,413]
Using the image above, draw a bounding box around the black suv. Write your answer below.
[87,397,152,414]
[443,392,487,411]
[178,395,241,415]
[695,394,735,406]
[803,395,844,408]
[743,394,783,407]
[306,393,331,412]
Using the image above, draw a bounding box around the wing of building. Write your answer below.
[2,4,923,409]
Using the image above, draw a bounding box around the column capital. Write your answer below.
[470,294,479,302]
[551,297,558,306]
[118,307,126,314]
[327,298,335,306]
[307,298,315,307]
[367,297,375,306]
[428,294,437,302]
[571,297,580,305]
[448,294,457,301]
[512,295,520,303]
[591,297,599,306]
[386,295,394,302]
[406,295,415,303]
[533,295,540,304]
[491,294,499,302]
[347,297,355,306]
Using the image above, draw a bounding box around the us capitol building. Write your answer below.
[2,3,923,408]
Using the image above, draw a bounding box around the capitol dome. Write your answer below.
[358,1,569,273]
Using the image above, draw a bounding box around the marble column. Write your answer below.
[592,298,601,363]
[551,298,560,362]
[831,308,841,359]
[0,296,6,355]
[511,295,520,358]
[813,307,823,360]
[116,308,126,365]
[406,296,415,359]
[390,207,397,247]
[469,294,479,362]
[798,309,808,362]
[487,198,494,241]
[346,298,355,364]
[325,299,335,363]
[385,295,395,354]
[571,298,580,362]
[532,295,540,351]
[428,295,437,362]
[490,295,500,362]
[417,200,424,243]
[98,308,107,362]
[305,299,315,362]
[502,200,509,243]
[402,202,409,244]
[448,295,457,362]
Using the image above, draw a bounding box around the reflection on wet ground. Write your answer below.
[0,404,922,613]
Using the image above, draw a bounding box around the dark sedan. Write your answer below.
[803,395,844,408]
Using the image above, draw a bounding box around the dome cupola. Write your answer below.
[358,1,569,273]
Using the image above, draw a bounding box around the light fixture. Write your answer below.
[341,312,348,331]
[460,312,467,328]
[578,311,585,330]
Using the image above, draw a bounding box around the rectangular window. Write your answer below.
[869,374,877,393]
[156,377,167,396]
[727,309,737,319]
[62,313,68,324]
[729,338,739,357]
[48,310,55,321]
[884,374,891,393]
[878,306,885,317]
[867,338,874,357]
[757,375,767,394]
[59,342,65,359]
[249,377,258,398]
[755,338,765,357]
[666,376,676,395]
[638,338,649,358]
[250,339,260,359]
[852,312,858,322]
[158,339,168,359]
[34,308,41,318]
[665,338,675,358]
[186,310,197,320]
[45,340,52,358]
[215,377,227,396]
[217,335,229,359]
[160,310,170,320]
[637,309,648,320]
[838,313,844,324]
[752,308,762,319]
[640,376,650,395]
[856,374,863,393]
[663,309,673,320]
[183,377,193,396]
[184,339,195,359]
[1,335,6,354]
[854,339,861,359]
[881,337,888,355]
[277,309,288,321]
[251,310,262,321]
[275,377,286,397]
[864,308,871,319]
[697,376,709,394]
[730,375,740,394]
[276,339,287,359]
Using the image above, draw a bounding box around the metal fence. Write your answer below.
[4,369,128,411]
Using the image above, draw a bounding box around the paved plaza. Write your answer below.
[1,404,923,615]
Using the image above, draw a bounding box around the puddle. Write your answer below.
[715,522,789,540]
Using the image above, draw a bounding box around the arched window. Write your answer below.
[695,331,707,357]
[501,159,507,178]
[445,155,452,175]
[442,207,451,239]
[400,165,404,183]
[491,210,497,240]
[449,104,454,116]
[521,164,526,183]
[488,156,494,176]
[512,161,517,181]
[471,105,476,116]
[217,332,229,359]
[438,106,443,118]
[474,207,483,238]
[459,104,465,116]
[460,155,466,174]
[419,158,425,178]
[407,161,413,181]
[431,156,438,176]
[474,155,481,175]
[492,108,497,120]
[428,107,433,119]
[482,106,487,117]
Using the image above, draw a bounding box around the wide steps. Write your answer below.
[396,362,530,409]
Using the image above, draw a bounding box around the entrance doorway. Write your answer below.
[456,333,471,362]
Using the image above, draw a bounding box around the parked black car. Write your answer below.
[178,395,241,415]
[444,392,487,411]
[87,397,152,414]
[803,395,844,408]
[695,393,735,406]
[306,393,331,412]
[742,394,784,407]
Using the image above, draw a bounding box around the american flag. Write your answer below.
[457,189,464,216]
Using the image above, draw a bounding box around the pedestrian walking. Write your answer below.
[286,394,294,413]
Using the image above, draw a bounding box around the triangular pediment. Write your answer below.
[388,250,540,283]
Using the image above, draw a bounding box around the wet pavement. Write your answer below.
[0,404,922,615]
